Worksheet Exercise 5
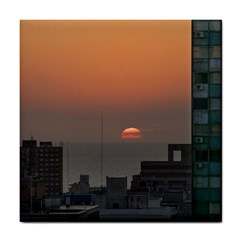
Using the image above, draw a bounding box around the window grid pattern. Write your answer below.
[192,20,222,220]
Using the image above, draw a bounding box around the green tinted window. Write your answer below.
[210,189,221,201]
[194,99,208,109]
[210,32,221,45]
[210,150,221,162]
[194,203,209,215]
[210,111,221,124]
[194,189,209,201]
[196,150,208,162]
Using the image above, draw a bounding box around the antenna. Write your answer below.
[67,141,69,192]
[100,108,103,187]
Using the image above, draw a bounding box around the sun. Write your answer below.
[121,127,143,140]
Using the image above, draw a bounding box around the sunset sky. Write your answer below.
[20,20,191,143]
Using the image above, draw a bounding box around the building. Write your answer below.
[127,188,149,209]
[137,144,191,194]
[192,20,222,221]
[106,177,127,209]
[20,139,63,212]
[69,174,90,194]
[130,144,192,217]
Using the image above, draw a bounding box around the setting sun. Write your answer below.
[121,128,143,140]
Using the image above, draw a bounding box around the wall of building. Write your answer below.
[192,20,222,221]
[20,140,63,206]
[106,177,127,209]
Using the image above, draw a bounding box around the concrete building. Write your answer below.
[127,188,149,209]
[69,174,90,194]
[130,144,192,217]
[138,144,191,195]
[106,177,127,209]
[192,20,222,221]
[20,139,63,212]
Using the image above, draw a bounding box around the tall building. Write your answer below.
[192,20,222,220]
[20,139,63,199]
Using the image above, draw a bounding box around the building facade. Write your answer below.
[129,144,192,217]
[69,174,90,194]
[192,20,222,220]
[106,177,127,209]
[20,139,63,200]
[139,144,192,195]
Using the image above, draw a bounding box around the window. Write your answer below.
[209,46,221,58]
[210,59,221,72]
[210,177,221,188]
[173,150,181,162]
[193,21,209,31]
[195,150,208,162]
[193,59,208,72]
[210,32,221,45]
[193,125,209,135]
[193,84,208,98]
[193,38,209,46]
[210,150,221,162]
[193,73,208,83]
[210,72,221,84]
[193,47,208,58]
[210,124,221,135]
[194,203,209,215]
[210,21,221,31]
[210,189,221,201]
[210,136,221,149]
[210,203,221,214]
[193,110,208,124]
[210,85,221,97]
[193,163,209,176]
[210,162,221,175]
[194,189,209,201]
[210,99,221,110]
[210,110,221,124]
[194,176,209,188]
[193,98,208,109]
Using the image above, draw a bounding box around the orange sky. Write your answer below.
[20,20,191,143]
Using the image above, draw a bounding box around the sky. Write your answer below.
[20,20,191,143]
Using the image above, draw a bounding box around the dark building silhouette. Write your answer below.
[69,174,90,194]
[106,177,127,209]
[134,144,191,193]
[130,144,192,217]
[20,139,63,212]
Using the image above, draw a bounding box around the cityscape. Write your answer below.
[20,20,222,222]
[20,139,192,221]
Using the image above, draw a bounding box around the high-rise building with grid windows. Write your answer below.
[192,20,222,221]
[20,140,63,197]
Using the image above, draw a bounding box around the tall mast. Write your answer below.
[101,108,103,187]
[67,141,69,192]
